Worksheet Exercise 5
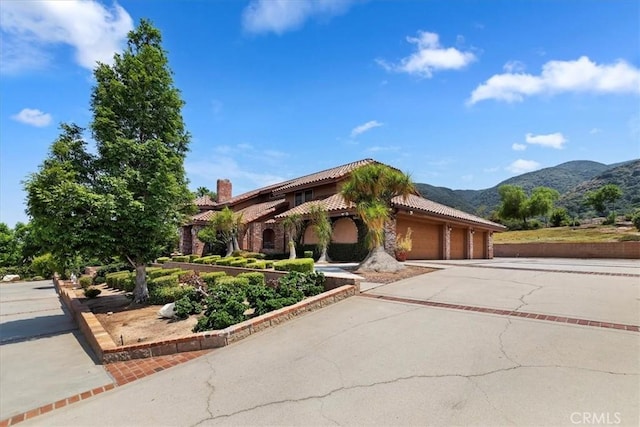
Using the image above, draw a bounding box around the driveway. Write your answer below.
[0,280,113,420]
[17,260,640,426]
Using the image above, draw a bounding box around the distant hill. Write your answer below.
[558,160,640,216]
[415,159,639,218]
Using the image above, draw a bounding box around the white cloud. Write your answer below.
[525,132,567,149]
[503,60,525,73]
[377,30,476,78]
[468,56,640,104]
[11,108,52,127]
[506,159,541,174]
[0,0,133,73]
[351,120,383,138]
[512,143,527,151]
[242,0,357,35]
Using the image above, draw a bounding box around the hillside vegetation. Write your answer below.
[494,225,640,243]
[416,159,639,218]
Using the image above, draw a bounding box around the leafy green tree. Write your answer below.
[194,186,216,200]
[549,208,570,227]
[585,184,623,217]
[25,20,192,302]
[282,213,303,259]
[308,204,332,263]
[0,223,20,267]
[198,207,242,257]
[527,187,560,225]
[341,163,414,272]
[498,185,559,228]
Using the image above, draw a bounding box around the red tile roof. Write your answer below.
[275,194,353,218]
[194,195,216,207]
[392,194,506,230]
[272,159,377,194]
[192,199,288,225]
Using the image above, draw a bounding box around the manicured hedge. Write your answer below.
[230,259,248,267]
[171,255,190,262]
[149,274,180,288]
[237,272,266,287]
[200,272,227,288]
[246,261,266,269]
[188,255,200,262]
[273,258,314,273]
[149,285,194,305]
[148,268,182,279]
[215,257,234,266]
[216,276,250,288]
[79,275,93,289]
[156,257,171,264]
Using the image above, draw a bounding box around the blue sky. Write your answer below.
[1,0,639,227]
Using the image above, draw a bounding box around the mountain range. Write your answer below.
[415,159,640,218]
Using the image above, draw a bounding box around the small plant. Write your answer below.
[633,211,640,231]
[156,257,171,264]
[303,250,314,259]
[174,295,203,319]
[79,275,93,290]
[84,287,102,298]
[395,228,412,261]
[273,258,314,273]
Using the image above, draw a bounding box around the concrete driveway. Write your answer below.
[18,260,640,426]
[0,280,113,420]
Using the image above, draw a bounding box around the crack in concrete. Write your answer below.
[467,377,517,425]
[191,356,217,427]
[189,362,636,424]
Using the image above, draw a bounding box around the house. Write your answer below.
[180,159,506,260]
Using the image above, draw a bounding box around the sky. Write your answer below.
[1,0,639,227]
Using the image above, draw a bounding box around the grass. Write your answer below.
[493,225,640,243]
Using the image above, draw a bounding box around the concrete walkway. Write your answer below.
[0,280,113,421]
[17,261,640,426]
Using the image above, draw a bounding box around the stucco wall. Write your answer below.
[494,242,640,259]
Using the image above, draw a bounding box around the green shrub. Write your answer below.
[79,275,93,290]
[174,295,203,319]
[633,212,640,231]
[603,212,617,225]
[216,276,250,288]
[171,255,190,262]
[237,272,266,287]
[215,257,234,266]
[246,261,266,269]
[303,250,314,259]
[279,271,325,297]
[200,272,227,288]
[550,208,570,227]
[84,287,102,298]
[273,258,314,273]
[93,276,106,285]
[264,260,274,269]
[117,274,135,292]
[188,255,201,262]
[149,274,180,288]
[230,259,248,267]
[156,257,171,264]
[30,275,45,281]
[31,253,56,279]
[149,285,194,305]
[106,271,132,288]
[148,268,182,279]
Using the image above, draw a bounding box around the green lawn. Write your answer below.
[493,225,640,243]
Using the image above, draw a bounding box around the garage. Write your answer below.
[397,217,442,260]
[473,231,486,259]
[450,227,466,259]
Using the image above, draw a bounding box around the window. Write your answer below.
[294,190,313,206]
[262,229,275,249]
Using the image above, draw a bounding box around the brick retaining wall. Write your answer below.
[494,242,640,259]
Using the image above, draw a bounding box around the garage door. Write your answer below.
[396,218,441,260]
[450,227,466,259]
[473,231,486,259]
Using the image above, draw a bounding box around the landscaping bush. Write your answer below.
[148,267,182,279]
[188,255,201,262]
[279,271,325,297]
[215,257,234,266]
[633,211,640,231]
[174,295,203,319]
[93,276,106,285]
[149,274,180,288]
[216,276,250,288]
[149,285,194,305]
[273,258,314,273]
[30,275,45,281]
[603,212,617,225]
[246,261,266,269]
[200,272,227,288]
[106,271,132,288]
[84,287,102,298]
[550,208,570,227]
[193,281,248,331]
[156,257,170,264]
[303,250,314,259]
[31,253,56,279]
[237,272,266,287]
[230,258,248,267]
[264,260,274,269]
[171,255,190,262]
[79,275,93,290]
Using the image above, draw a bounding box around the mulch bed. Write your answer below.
[348,265,437,284]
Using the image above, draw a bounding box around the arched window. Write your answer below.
[262,228,275,249]
[331,217,358,243]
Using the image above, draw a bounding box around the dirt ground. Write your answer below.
[80,265,435,345]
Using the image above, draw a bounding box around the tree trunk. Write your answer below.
[133,263,149,303]
[232,235,240,252]
[225,240,233,257]
[288,240,296,259]
[317,245,330,264]
[357,245,404,273]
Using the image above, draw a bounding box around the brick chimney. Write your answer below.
[217,179,232,203]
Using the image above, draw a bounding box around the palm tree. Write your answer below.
[308,204,332,263]
[341,163,414,272]
[198,207,242,257]
[282,213,303,259]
